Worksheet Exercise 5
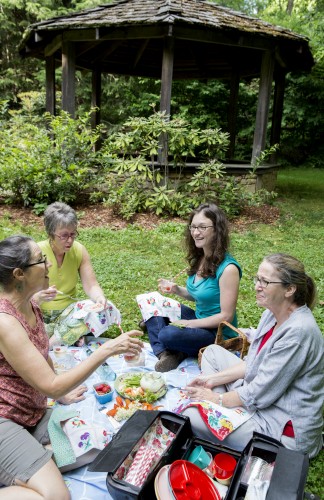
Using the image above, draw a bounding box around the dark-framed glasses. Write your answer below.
[24,255,47,268]
[188,225,214,233]
[54,230,79,241]
[253,276,284,288]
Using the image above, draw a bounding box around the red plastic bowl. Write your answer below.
[169,460,221,500]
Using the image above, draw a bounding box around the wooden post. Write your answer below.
[251,50,275,165]
[270,68,286,162]
[159,29,174,178]
[45,55,56,115]
[227,68,240,160]
[91,66,102,129]
[62,41,76,117]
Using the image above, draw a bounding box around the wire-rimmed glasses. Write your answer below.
[253,276,284,288]
[54,230,79,241]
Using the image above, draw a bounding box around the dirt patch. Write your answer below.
[0,203,280,231]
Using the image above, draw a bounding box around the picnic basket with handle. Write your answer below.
[198,320,249,368]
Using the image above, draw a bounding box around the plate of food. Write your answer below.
[115,372,167,403]
[84,302,106,313]
[105,396,163,422]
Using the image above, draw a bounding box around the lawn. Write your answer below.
[0,166,323,496]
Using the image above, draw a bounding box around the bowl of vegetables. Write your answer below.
[93,382,114,404]
[114,372,167,403]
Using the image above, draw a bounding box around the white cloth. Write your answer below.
[136,291,181,322]
[73,299,121,337]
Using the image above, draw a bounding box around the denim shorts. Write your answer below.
[0,410,53,486]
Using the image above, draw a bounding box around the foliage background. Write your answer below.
[1,0,323,166]
[0,0,323,495]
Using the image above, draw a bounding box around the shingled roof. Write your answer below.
[21,0,313,79]
[22,0,306,38]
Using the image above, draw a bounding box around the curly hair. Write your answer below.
[185,203,230,277]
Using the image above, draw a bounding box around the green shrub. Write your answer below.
[0,98,106,207]
[100,112,245,218]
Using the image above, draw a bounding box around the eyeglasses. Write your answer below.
[24,255,47,268]
[54,231,79,241]
[188,225,214,233]
[253,276,285,288]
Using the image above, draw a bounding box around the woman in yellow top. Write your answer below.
[34,202,107,346]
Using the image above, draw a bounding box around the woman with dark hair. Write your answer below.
[182,253,324,458]
[141,203,242,372]
[34,201,108,346]
[0,235,143,499]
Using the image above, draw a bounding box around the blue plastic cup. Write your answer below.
[187,445,212,470]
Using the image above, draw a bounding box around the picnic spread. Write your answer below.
[0,333,311,499]
[50,337,201,499]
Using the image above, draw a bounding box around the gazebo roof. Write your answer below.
[20,0,313,80]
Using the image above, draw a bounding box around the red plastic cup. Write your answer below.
[212,453,237,485]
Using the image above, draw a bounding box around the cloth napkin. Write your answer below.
[54,299,121,345]
[136,291,181,323]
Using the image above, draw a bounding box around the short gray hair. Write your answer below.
[44,202,78,238]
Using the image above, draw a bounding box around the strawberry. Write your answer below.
[95,383,111,394]
[101,384,111,393]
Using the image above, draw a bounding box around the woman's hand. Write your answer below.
[158,278,175,294]
[57,385,88,404]
[170,319,194,328]
[184,384,220,404]
[33,286,58,304]
[100,330,144,357]
[95,295,107,307]
[187,374,216,390]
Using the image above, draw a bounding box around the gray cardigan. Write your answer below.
[236,305,324,458]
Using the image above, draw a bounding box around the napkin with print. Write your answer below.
[136,291,181,323]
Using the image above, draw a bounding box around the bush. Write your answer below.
[0,96,107,207]
[100,112,245,218]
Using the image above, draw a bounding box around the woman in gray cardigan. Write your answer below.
[183,253,324,458]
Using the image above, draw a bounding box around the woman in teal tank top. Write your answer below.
[141,203,242,372]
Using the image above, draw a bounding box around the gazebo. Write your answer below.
[20,0,313,183]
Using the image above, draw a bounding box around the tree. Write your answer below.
[0,0,106,103]
[1,0,323,166]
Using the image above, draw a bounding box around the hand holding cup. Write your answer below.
[158,278,175,294]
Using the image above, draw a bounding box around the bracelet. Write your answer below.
[218,394,223,407]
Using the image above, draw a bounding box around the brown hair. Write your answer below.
[185,203,230,277]
[264,253,317,309]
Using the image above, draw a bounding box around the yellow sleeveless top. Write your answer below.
[38,239,83,312]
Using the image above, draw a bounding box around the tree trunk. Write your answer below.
[286,0,294,15]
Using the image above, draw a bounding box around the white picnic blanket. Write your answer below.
[60,338,201,499]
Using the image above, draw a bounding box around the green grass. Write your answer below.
[0,167,323,496]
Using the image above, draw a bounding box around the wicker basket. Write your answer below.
[198,320,249,368]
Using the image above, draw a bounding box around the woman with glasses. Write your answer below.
[140,202,242,372]
[181,253,324,458]
[0,235,143,499]
[34,202,107,346]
